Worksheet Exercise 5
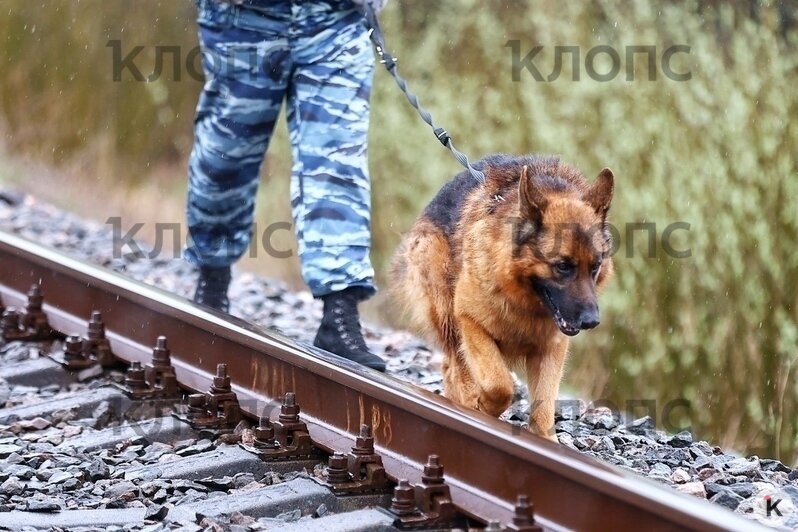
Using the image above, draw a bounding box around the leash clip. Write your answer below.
[433,127,451,147]
[380,55,398,70]
[373,42,398,70]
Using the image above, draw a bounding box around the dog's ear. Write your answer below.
[583,168,614,219]
[518,165,547,227]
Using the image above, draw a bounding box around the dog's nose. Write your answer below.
[578,308,600,330]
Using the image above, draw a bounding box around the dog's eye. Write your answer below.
[591,261,602,277]
[554,260,575,276]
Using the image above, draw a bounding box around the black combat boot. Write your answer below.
[193,266,231,312]
[313,287,386,372]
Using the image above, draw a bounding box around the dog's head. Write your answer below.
[511,164,614,336]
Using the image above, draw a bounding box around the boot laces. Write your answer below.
[200,270,230,290]
[195,268,230,307]
[331,299,367,351]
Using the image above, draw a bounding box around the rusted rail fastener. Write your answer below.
[506,495,543,532]
[387,455,456,528]
[243,392,321,460]
[1,285,57,342]
[174,363,242,432]
[51,311,118,372]
[2,308,27,342]
[21,285,55,340]
[116,336,180,400]
[85,311,116,367]
[144,336,179,398]
[322,424,390,494]
[51,334,96,370]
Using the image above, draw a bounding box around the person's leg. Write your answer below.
[286,1,384,371]
[185,1,291,311]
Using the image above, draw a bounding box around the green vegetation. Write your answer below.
[1,1,796,462]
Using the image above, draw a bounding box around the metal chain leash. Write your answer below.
[360,4,486,184]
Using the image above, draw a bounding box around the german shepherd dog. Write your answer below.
[390,154,614,441]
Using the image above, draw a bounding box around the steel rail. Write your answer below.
[0,230,762,531]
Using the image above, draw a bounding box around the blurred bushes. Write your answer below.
[1,0,797,462]
[0,1,202,178]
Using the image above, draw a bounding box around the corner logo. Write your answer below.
[756,489,795,526]
[765,495,783,518]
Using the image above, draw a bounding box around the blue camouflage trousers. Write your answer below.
[184,0,376,298]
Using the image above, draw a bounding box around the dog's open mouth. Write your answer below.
[541,288,581,337]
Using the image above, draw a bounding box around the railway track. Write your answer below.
[0,229,763,531]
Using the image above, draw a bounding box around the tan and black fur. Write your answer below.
[390,154,614,440]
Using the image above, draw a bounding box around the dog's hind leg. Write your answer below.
[391,219,474,404]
